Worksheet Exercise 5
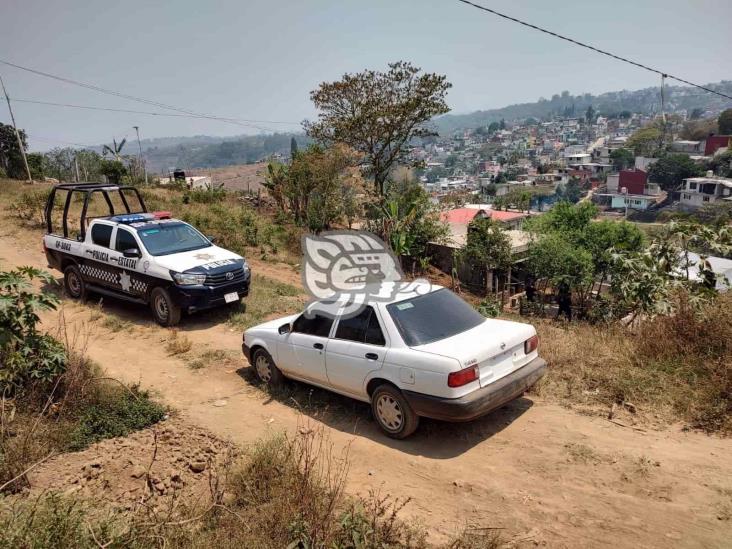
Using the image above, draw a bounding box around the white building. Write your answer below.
[679,172,732,208]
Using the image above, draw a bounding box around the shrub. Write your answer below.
[11,188,51,227]
[184,187,226,204]
[0,267,66,393]
[68,384,166,450]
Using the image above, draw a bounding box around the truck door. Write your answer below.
[325,306,386,397]
[80,222,119,290]
[112,226,150,299]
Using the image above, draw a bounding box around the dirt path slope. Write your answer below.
[1,231,731,548]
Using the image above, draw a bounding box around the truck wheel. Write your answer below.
[251,348,284,388]
[63,265,86,300]
[371,385,419,439]
[150,287,181,326]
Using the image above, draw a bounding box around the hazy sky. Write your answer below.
[1,0,730,150]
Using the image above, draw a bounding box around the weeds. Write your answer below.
[101,315,133,333]
[227,274,304,329]
[165,331,193,356]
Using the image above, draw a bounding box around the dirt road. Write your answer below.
[1,229,731,548]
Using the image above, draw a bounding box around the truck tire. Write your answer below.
[63,265,86,300]
[371,384,419,439]
[150,287,181,327]
[251,348,284,388]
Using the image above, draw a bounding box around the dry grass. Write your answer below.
[165,331,193,356]
[534,292,732,433]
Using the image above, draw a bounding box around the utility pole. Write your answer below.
[133,125,147,184]
[0,74,32,183]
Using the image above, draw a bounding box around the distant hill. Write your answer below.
[434,80,732,134]
[139,133,311,173]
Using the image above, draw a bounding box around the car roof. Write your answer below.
[363,281,444,307]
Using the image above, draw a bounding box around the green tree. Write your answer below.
[99,159,127,185]
[627,126,663,156]
[102,138,126,161]
[557,178,582,203]
[462,217,512,295]
[26,153,44,180]
[647,153,704,191]
[305,61,451,195]
[585,105,596,125]
[0,122,29,180]
[718,108,732,135]
[290,136,298,159]
[528,234,593,295]
[43,147,75,181]
[609,148,634,171]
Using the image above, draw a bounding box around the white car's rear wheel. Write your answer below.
[252,348,284,387]
[371,385,419,439]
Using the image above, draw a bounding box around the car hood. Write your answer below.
[412,318,535,368]
[153,245,244,273]
[246,313,299,335]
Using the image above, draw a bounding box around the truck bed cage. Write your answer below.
[45,182,148,239]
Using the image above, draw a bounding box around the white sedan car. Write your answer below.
[242,284,546,439]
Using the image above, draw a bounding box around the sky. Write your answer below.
[1,0,730,151]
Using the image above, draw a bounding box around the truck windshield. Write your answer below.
[386,289,485,346]
[137,223,211,256]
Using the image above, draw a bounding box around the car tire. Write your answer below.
[371,384,419,439]
[251,348,284,387]
[63,264,86,300]
[150,286,181,327]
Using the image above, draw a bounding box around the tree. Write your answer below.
[26,153,44,180]
[290,136,298,159]
[627,127,663,156]
[647,153,704,191]
[609,148,634,171]
[689,108,705,120]
[102,138,126,161]
[557,178,582,203]
[680,117,718,140]
[99,159,127,184]
[585,105,596,125]
[43,147,75,181]
[463,217,512,295]
[305,61,451,195]
[0,122,29,180]
[718,109,732,135]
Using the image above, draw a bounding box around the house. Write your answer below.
[618,169,647,195]
[679,172,732,208]
[609,194,657,211]
[671,140,703,154]
[440,207,529,231]
[703,135,732,157]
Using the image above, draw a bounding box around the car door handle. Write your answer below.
[313,342,324,350]
[365,352,378,360]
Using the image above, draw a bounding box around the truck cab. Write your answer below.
[43,183,251,326]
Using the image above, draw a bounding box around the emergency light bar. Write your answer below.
[110,213,155,224]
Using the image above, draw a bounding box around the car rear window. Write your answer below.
[386,289,485,347]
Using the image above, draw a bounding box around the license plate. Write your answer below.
[224,292,239,303]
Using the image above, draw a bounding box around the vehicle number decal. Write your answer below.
[55,240,71,251]
[201,259,235,271]
[91,250,109,262]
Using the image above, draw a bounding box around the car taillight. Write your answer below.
[448,365,479,388]
[525,334,539,355]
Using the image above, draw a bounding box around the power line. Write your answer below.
[0,58,300,132]
[454,0,732,101]
[10,98,301,126]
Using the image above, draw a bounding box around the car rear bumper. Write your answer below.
[171,274,251,314]
[403,356,547,422]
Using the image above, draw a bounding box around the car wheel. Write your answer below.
[371,385,419,439]
[150,287,181,327]
[63,265,86,300]
[251,348,284,387]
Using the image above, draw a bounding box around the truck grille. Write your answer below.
[205,268,246,286]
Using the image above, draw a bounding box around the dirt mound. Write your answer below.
[26,416,237,511]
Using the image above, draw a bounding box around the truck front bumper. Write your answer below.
[403,357,547,422]
[171,273,251,314]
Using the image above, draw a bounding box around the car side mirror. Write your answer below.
[278,323,291,335]
[207,235,216,244]
[123,248,141,258]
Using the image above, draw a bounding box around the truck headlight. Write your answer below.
[172,272,206,285]
[242,261,250,275]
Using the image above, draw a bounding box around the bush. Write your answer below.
[184,187,226,204]
[11,188,51,227]
[0,267,65,394]
[68,384,166,451]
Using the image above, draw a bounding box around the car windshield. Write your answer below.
[386,288,485,346]
[136,222,211,256]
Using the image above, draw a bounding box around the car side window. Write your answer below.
[115,228,138,252]
[292,313,333,337]
[91,224,112,248]
[335,306,385,346]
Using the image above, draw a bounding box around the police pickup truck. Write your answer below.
[42,182,251,326]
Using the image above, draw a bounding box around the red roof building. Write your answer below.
[704,135,732,156]
[619,169,648,195]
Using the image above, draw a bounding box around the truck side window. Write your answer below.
[91,224,113,248]
[292,313,333,337]
[116,228,138,252]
